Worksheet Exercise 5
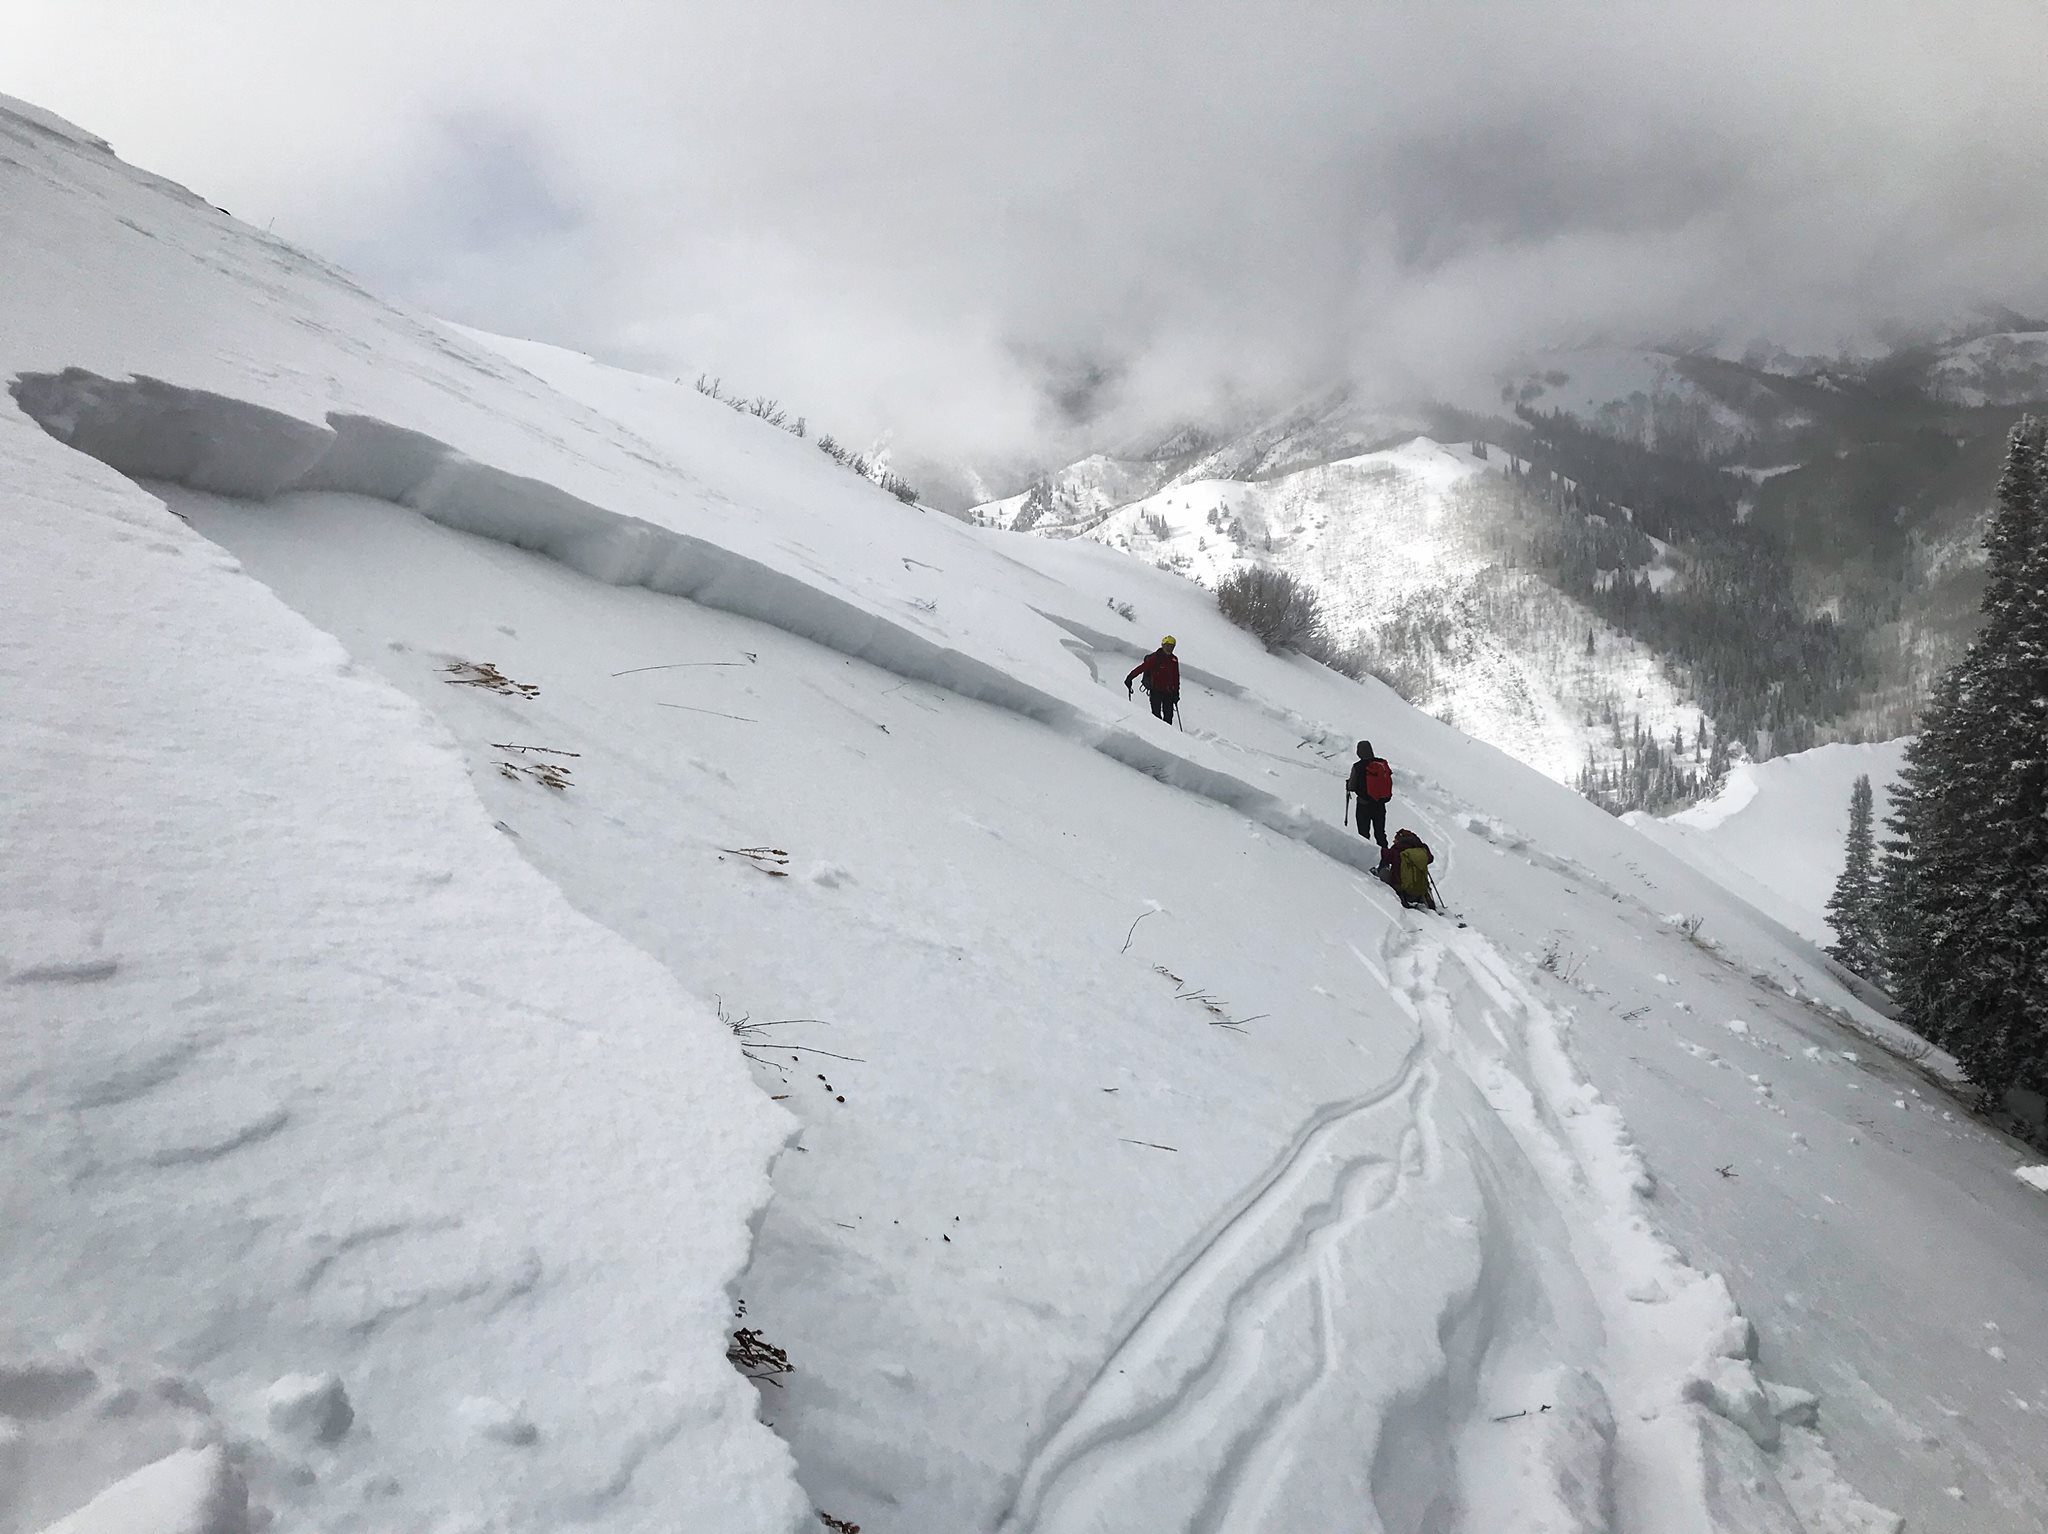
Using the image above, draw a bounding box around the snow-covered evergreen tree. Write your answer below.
[1886,417,2048,1104]
[1825,774,1882,981]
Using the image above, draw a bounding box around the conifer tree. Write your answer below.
[1825,775,1881,980]
[1888,416,2048,1103]
[1706,728,1731,789]
[1877,728,1929,1007]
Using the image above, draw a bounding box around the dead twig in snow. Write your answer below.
[727,1327,794,1387]
[496,758,573,790]
[1120,1138,1179,1152]
[1122,908,1160,954]
[720,845,790,878]
[718,846,790,878]
[491,743,581,757]
[1491,1405,1551,1423]
[611,660,751,676]
[658,702,759,722]
[720,998,867,1072]
[441,660,538,698]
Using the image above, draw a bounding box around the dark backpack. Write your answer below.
[1363,758,1393,800]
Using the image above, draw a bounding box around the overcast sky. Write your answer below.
[11,1,2048,461]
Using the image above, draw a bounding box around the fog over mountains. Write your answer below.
[10,1,2048,466]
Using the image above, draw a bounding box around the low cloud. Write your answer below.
[13,1,2048,462]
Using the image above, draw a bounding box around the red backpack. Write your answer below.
[1363,758,1393,800]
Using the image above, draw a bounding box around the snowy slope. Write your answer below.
[8,90,2048,1534]
[972,452,1178,534]
[1625,741,1913,947]
[1926,331,2048,407]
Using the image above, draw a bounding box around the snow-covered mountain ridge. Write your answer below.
[7,90,2048,1534]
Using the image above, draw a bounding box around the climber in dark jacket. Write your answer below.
[1345,740,1393,849]
[1125,637,1180,724]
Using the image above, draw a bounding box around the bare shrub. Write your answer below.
[1215,566,1327,652]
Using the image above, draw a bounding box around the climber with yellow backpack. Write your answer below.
[1377,828,1438,911]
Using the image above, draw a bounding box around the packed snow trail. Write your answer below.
[1415,924,1901,1534]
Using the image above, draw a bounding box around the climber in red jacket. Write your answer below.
[1345,739,1394,849]
[1125,637,1180,724]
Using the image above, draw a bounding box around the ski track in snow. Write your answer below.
[998,886,1888,1533]
[996,1031,1437,1531]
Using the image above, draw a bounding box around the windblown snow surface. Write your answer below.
[5,92,2048,1534]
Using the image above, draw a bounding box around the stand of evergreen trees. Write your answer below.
[1574,716,1710,814]
[1868,417,2048,1118]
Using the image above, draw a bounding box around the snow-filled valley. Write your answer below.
[6,91,2048,1534]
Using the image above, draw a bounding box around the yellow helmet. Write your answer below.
[1161,635,1176,648]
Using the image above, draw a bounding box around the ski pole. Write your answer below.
[1344,792,1352,827]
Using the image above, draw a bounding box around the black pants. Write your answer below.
[1148,689,1178,723]
[1356,796,1387,847]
